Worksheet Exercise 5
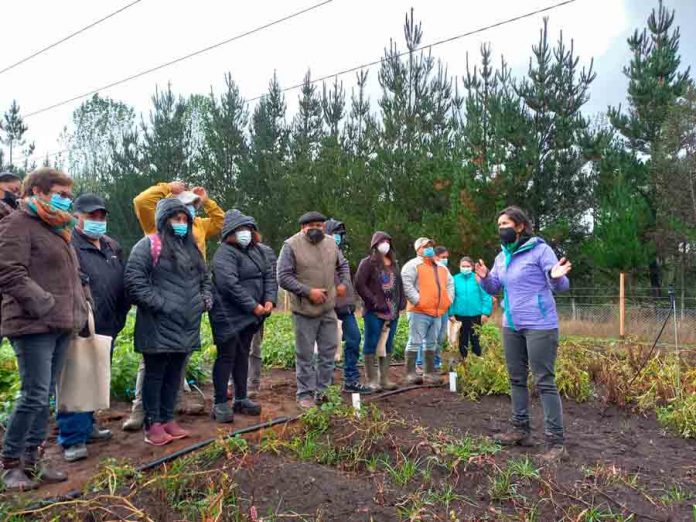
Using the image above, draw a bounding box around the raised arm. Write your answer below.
[198,197,225,240]
[133,182,171,236]
[478,257,503,296]
[539,244,570,293]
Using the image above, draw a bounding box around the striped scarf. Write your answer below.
[25,196,76,242]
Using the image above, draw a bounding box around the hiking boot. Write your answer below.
[89,425,113,442]
[343,381,374,394]
[162,421,191,440]
[24,448,68,484]
[298,396,315,410]
[176,401,205,416]
[234,398,262,416]
[405,352,423,385]
[540,442,567,464]
[144,423,173,446]
[493,428,533,447]
[122,408,145,432]
[63,444,88,462]
[422,351,442,385]
[378,355,399,391]
[212,402,235,424]
[1,462,38,491]
[364,354,382,392]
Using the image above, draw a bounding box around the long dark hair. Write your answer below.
[498,206,534,235]
[160,217,207,276]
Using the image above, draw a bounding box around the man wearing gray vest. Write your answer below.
[277,211,351,409]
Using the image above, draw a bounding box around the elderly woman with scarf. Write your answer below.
[124,198,212,446]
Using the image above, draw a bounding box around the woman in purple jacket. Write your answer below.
[475,206,571,462]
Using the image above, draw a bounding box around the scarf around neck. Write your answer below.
[25,196,76,243]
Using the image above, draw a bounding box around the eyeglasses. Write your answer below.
[50,190,73,199]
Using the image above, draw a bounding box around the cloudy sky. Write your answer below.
[1,0,694,167]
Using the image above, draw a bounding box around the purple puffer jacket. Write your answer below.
[480,237,569,330]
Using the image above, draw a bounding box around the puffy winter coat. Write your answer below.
[480,237,569,330]
[124,198,212,354]
[209,210,278,345]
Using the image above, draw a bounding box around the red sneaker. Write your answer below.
[162,421,190,440]
[144,423,173,446]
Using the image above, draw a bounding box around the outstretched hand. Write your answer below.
[550,257,572,279]
[169,181,186,195]
[192,186,209,203]
[474,259,489,280]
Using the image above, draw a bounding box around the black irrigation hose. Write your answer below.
[18,383,444,513]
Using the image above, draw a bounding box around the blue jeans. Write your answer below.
[2,332,71,459]
[406,312,441,354]
[57,412,93,448]
[363,312,399,355]
[338,311,361,385]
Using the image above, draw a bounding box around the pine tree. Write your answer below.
[2,100,28,166]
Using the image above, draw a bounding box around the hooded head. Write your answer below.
[155,197,191,234]
[221,209,257,241]
[370,231,391,250]
[325,218,346,248]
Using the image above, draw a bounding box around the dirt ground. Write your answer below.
[5,367,696,521]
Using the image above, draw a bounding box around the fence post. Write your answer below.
[571,298,577,322]
[619,272,625,338]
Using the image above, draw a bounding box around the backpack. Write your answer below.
[148,234,162,266]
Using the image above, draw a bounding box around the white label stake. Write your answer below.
[351,393,361,416]
[449,372,458,392]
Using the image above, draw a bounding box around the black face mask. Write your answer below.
[306,227,325,244]
[498,226,518,245]
[2,191,18,209]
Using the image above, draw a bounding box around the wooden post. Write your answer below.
[619,272,625,338]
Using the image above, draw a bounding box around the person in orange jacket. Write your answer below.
[133,181,224,260]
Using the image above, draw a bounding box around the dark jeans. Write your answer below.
[213,324,258,404]
[338,311,361,384]
[2,332,71,459]
[455,315,482,358]
[362,312,399,355]
[142,352,188,428]
[502,328,564,443]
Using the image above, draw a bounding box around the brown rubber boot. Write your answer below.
[422,351,441,385]
[540,438,567,463]
[405,352,423,385]
[493,427,533,447]
[364,354,382,392]
[378,355,398,391]
[2,458,38,491]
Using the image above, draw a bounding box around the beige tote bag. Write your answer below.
[56,307,112,412]
[376,321,391,357]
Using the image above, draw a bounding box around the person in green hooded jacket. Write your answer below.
[448,256,493,359]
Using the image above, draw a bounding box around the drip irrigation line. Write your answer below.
[0,0,144,76]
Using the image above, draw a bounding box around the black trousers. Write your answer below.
[213,324,258,404]
[142,352,188,428]
[455,315,482,358]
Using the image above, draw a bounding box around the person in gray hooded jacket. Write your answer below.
[209,210,277,423]
[124,198,212,446]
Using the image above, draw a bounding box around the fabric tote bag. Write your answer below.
[56,306,112,412]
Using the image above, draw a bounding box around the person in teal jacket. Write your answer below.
[449,256,493,358]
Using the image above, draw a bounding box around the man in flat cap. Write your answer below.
[277,211,351,408]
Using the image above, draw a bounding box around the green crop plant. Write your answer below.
[84,457,139,495]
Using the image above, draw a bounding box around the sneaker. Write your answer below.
[144,423,173,446]
[233,398,262,416]
[1,467,38,491]
[493,429,533,447]
[63,444,88,462]
[89,425,113,442]
[162,421,191,440]
[212,402,235,424]
[343,382,375,395]
[298,397,315,410]
[540,443,567,464]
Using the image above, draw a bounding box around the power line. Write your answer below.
[23,0,336,119]
[0,0,144,77]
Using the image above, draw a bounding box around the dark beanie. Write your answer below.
[299,211,327,226]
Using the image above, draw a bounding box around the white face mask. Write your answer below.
[235,229,252,247]
[377,242,390,255]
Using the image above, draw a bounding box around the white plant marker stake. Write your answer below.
[449,372,457,392]
[352,393,361,416]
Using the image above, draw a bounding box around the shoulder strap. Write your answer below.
[148,233,162,266]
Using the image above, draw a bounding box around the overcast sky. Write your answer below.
[1,0,695,167]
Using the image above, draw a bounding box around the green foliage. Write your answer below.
[657,394,696,438]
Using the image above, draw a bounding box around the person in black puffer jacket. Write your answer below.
[124,198,212,446]
[209,209,277,423]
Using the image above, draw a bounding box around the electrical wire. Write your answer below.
[22,0,336,119]
[0,0,144,76]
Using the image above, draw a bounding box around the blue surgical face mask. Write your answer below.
[186,205,196,218]
[438,258,449,267]
[461,267,472,274]
[333,233,342,245]
[172,223,188,237]
[83,220,107,239]
[50,193,72,212]
[236,229,252,247]
[423,247,435,258]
